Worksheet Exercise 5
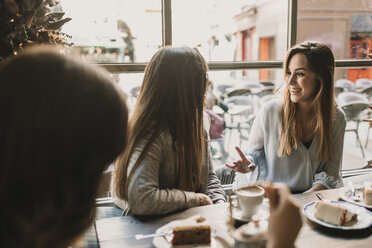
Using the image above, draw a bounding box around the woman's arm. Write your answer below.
[311,110,346,190]
[225,107,265,173]
[127,134,208,215]
[205,144,227,203]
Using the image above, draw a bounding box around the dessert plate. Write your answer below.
[303,201,372,230]
[338,185,372,209]
[152,220,223,248]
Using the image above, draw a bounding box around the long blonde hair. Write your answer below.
[114,47,208,200]
[278,41,335,161]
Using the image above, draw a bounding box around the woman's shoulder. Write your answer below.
[334,105,347,124]
[262,97,282,114]
[154,127,173,144]
[135,127,173,148]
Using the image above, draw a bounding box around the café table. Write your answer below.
[96,180,372,248]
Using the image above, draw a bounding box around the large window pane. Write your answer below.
[172,0,288,61]
[61,0,162,63]
[298,0,372,63]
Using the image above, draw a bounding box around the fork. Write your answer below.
[315,192,325,201]
[135,230,172,240]
[315,192,332,203]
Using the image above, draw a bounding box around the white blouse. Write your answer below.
[235,98,346,193]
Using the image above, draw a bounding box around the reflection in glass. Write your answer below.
[61,0,161,63]
[298,0,372,83]
[172,0,288,62]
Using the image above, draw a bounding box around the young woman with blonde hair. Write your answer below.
[113,47,226,215]
[226,41,346,193]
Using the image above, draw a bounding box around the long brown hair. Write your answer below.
[278,41,335,161]
[114,47,208,200]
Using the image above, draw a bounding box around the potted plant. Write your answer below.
[0,0,72,61]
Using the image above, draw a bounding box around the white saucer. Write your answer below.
[227,201,270,222]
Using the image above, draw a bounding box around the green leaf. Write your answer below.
[45,12,65,21]
[44,17,71,30]
[47,0,60,7]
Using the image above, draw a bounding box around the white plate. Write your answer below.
[227,201,270,222]
[338,185,372,209]
[303,201,372,230]
[152,220,223,248]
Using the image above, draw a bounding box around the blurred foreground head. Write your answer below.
[0,46,128,248]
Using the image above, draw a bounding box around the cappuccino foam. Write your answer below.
[237,186,263,197]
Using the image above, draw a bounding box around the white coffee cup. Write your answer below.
[235,185,265,218]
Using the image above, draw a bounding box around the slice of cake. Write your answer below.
[314,201,357,226]
[171,215,211,245]
[362,182,372,205]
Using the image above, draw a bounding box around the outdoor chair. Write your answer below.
[216,84,233,96]
[214,166,236,194]
[337,92,370,158]
[254,85,275,98]
[225,88,252,98]
[356,78,372,98]
[356,78,372,89]
[223,95,255,148]
[259,81,275,87]
[335,79,356,97]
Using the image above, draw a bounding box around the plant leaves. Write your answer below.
[4,0,19,14]
[22,0,40,11]
[23,10,36,28]
[44,17,71,30]
[46,0,60,7]
[45,12,65,21]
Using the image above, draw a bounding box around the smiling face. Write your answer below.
[286,53,319,106]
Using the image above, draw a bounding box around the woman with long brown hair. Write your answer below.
[113,47,226,215]
[226,41,346,193]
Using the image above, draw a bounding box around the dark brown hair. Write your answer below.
[114,47,208,200]
[0,47,128,248]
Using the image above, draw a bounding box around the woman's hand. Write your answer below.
[225,146,255,173]
[304,183,327,193]
[264,183,302,248]
[196,193,213,206]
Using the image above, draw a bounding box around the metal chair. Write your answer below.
[216,84,233,96]
[356,78,372,98]
[215,166,236,186]
[259,81,275,87]
[356,78,372,89]
[337,92,370,158]
[335,79,355,97]
[223,95,255,148]
[225,88,252,98]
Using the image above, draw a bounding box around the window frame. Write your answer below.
[97,0,372,172]
[98,0,372,73]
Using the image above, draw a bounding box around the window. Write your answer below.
[61,0,162,63]
[61,0,372,170]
